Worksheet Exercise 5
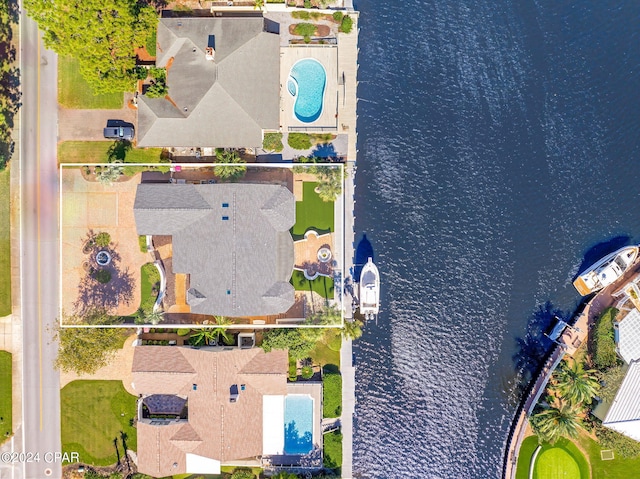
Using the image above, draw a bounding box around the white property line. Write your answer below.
[58,163,347,329]
[528,445,541,479]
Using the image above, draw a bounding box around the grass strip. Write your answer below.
[0,351,11,443]
[0,169,10,316]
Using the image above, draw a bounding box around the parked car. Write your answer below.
[103,125,134,140]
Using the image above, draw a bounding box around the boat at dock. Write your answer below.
[573,245,639,296]
[359,258,380,320]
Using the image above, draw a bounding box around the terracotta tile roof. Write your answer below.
[132,346,288,477]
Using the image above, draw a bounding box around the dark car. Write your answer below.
[103,125,134,141]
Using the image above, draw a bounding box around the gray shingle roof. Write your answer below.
[137,17,280,148]
[134,183,295,317]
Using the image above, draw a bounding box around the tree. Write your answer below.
[95,232,111,247]
[55,310,127,374]
[530,402,582,444]
[211,316,233,345]
[342,319,363,340]
[135,309,164,326]
[24,0,157,94]
[214,150,247,181]
[262,327,322,360]
[309,304,342,325]
[554,359,600,406]
[189,329,218,346]
[97,165,123,185]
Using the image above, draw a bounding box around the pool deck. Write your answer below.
[280,46,339,130]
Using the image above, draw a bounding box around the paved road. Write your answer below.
[18,13,62,479]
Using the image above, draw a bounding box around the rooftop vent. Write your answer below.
[230,384,239,403]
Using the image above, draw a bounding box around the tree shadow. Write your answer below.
[575,235,632,278]
[73,246,135,318]
[512,301,566,395]
[310,142,338,159]
[284,421,312,455]
[113,437,120,465]
[107,140,132,162]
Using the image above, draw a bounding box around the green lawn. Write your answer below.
[140,263,160,313]
[0,351,12,443]
[58,141,164,164]
[0,169,10,316]
[323,429,342,472]
[61,380,138,466]
[292,182,334,237]
[516,436,589,479]
[323,364,342,418]
[309,330,341,367]
[291,270,334,299]
[515,436,540,479]
[577,432,640,479]
[535,446,581,479]
[58,56,123,109]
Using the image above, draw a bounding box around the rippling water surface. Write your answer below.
[352,1,640,477]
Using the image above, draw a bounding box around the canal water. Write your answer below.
[352,0,640,477]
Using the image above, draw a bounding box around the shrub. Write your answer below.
[288,133,312,150]
[332,11,343,22]
[138,235,148,253]
[303,0,311,7]
[145,79,168,98]
[592,307,620,370]
[310,11,322,20]
[92,269,112,284]
[177,328,191,336]
[322,365,342,418]
[292,10,310,20]
[230,469,255,479]
[263,132,284,152]
[596,423,640,458]
[95,232,111,247]
[339,15,353,34]
[301,365,314,379]
[293,23,317,38]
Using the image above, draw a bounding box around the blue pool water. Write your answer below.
[288,58,326,123]
[283,395,313,454]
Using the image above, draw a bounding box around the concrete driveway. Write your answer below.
[58,93,138,142]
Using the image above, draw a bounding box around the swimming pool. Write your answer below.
[288,58,326,123]
[283,395,314,454]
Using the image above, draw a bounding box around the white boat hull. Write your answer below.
[573,245,639,296]
[359,258,379,319]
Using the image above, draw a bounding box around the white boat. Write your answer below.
[573,245,639,296]
[359,258,380,320]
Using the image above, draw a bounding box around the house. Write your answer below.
[137,16,280,148]
[131,346,289,476]
[601,279,640,439]
[134,183,296,317]
[603,360,640,441]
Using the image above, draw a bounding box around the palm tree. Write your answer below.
[190,329,218,346]
[342,319,363,340]
[554,359,600,406]
[530,401,582,444]
[211,316,233,345]
[97,165,123,185]
[214,149,247,181]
